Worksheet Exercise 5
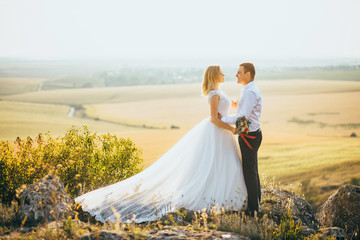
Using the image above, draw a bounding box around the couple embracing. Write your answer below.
[75,63,263,223]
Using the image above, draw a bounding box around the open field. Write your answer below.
[256,70,360,81]
[0,101,142,141]
[1,84,201,105]
[2,79,360,105]
[1,76,360,208]
[0,77,44,96]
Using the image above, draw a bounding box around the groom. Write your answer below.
[221,63,263,216]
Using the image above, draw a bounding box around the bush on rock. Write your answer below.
[0,126,143,204]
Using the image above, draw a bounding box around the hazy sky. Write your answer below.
[0,0,359,60]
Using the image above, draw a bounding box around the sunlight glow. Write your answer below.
[0,0,359,60]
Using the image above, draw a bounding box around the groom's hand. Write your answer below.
[217,112,223,119]
[232,98,239,108]
[232,127,238,135]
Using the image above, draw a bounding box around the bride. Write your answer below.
[75,65,247,223]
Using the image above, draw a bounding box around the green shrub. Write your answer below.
[0,126,143,204]
[273,207,303,240]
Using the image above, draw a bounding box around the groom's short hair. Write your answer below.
[240,63,255,80]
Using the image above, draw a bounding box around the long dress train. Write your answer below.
[75,90,247,223]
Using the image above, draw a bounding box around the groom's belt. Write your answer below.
[240,129,260,150]
[248,128,261,134]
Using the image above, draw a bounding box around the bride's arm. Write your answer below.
[210,95,237,134]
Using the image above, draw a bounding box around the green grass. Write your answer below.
[288,117,360,129]
[260,139,360,178]
[260,139,360,208]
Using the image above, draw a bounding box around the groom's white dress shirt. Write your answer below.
[221,81,262,132]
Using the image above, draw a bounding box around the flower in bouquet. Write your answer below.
[235,116,252,135]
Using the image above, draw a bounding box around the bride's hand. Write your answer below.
[218,112,223,119]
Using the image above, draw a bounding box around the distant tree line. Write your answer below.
[32,64,360,91]
[95,67,203,86]
[277,64,360,72]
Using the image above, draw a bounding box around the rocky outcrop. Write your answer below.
[77,230,133,240]
[317,227,345,240]
[77,227,249,240]
[147,226,249,239]
[260,186,318,229]
[17,174,74,225]
[12,174,359,239]
[316,185,360,238]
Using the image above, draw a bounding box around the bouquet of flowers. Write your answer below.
[236,116,255,149]
[235,116,252,135]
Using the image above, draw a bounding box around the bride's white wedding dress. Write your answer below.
[75,90,247,223]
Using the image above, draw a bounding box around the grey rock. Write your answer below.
[316,185,360,238]
[77,230,134,240]
[300,226,316,237]
[318,227,345,240]
[18,226,37,234]
[260,186,318,229]
[17,174,74,226]
[76,205,100,224]
[147,226,249,239]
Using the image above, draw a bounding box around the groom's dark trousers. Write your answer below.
[239,129,262,216]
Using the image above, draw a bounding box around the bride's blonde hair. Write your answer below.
[202,65,221,96]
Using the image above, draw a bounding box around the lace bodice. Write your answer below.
[208,90,231,117]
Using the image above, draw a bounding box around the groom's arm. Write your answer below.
[221,91,257,124]
[221,114,238,124]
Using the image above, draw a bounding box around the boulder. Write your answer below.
[260,186,318,229]
[148,226,249,239]
[77,231,133,240]
[316,185,360,238]
[75,204,100,224]
[300,226,316,237]
[17,174,74,225]
[317,227,345,240]
[77,227,248,240]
